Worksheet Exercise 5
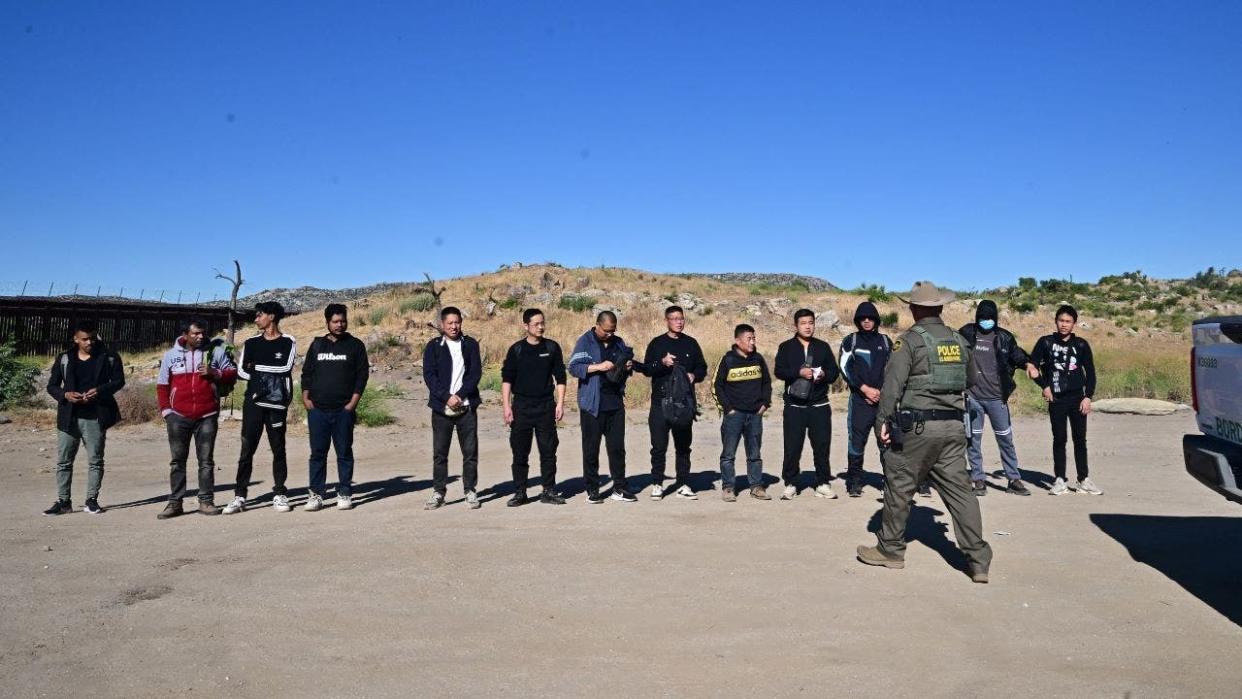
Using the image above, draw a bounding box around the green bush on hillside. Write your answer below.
[0,341,40,408]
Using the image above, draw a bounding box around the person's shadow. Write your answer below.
[866,504,970,574]
[1092,514,1242,628]
[106,481,262,510]
[349,474,439,507]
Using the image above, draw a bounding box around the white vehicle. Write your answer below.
[1184,316,1242,504]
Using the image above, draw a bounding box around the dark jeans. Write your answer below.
[308,408,356,497]
[648,406,693,487]
[582,408,627,494]
[511,397,558,492]
[782,403,832,486]
[235,401,288,497]
[846,395,878,480]
[1049,393,1089,481]
[719,410,764,489]
[167,414,218,502]
[432,409,479,495]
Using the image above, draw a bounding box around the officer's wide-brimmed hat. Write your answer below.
[897,281,956,308]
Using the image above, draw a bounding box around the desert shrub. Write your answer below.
[369,307,388,326]
[354,384,401,427]
[499,296,522,310]
[1009,299,1037,314]
[399,294,437,314]
[1017,277,1037,290]
[116,383,161,424]
[880,311,899,327]
[558,294,596,312]
[0,341,39,408]
[478,365,503,392]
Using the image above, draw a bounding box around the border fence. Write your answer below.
[0,297,233,356]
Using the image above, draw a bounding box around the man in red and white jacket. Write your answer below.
[156,319,237,518]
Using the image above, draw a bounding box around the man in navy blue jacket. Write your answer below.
[422,306,484,510]
[838,302,892,497]
[568,310,637,503]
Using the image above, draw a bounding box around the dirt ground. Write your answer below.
[1,405,1240,698]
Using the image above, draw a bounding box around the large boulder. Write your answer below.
[1092,398,1184,416]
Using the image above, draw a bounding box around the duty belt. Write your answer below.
[908,409,964,421]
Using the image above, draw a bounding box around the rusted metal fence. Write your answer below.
[0,297,233,356]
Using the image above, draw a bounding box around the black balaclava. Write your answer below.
[975,299,999,333]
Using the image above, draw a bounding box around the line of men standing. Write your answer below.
[43,288,1100,582]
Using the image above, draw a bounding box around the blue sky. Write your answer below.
[2,1,1239,298]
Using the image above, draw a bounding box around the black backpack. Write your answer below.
[661,366,697,427]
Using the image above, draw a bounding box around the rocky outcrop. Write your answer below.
[1092,398,1187,415]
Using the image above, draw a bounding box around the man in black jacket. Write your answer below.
[501,308,568,506]
[224,301,297,515]
[958,300,1036,497]
[422,306,484,510]
[774,309,841,500]
[301,304,369,512]
[838,302,892,497]
[643,305,708,501]
[713,324,773,501]
[1030,304,1101,496]
[43,322,125,515]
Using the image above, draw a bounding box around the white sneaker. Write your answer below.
[466,490,481,509]
[1076,478,1103,495]
[303,494,323,512]
[781,484,798,500]
[814,483,838,499]
[675,484,698,500]
[425,492,445,510]
[272,494,292,512]
[336,495,354,510]
[222,496,246,514]
[1049,478,1068,495]
[650,484,664,500]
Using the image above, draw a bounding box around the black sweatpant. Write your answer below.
[1049,392,1089,481]
[649,406,693,487]
[432,409,479,495]
[846,395,878,481]
[782,403,832,487]
[582,408,627,494]
[235,400,288,497]
[510,397,558,492]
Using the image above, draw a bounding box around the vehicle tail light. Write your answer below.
[1191,346,1198,413]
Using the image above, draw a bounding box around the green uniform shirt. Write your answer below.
[874,316,972,431]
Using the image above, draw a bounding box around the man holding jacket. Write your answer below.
[156,319,237,518]
[838,302,892,497]
[642,305,708,501]
[301,303,369,512]
[43,322,126,516]
[774,309,841,500]
[568,310,637,503]
[224,301,297,515]
[423,306,484,510]
[958,300,1036,496]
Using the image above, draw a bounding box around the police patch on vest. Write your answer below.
[936,342,962,363]
[726,365,763,382]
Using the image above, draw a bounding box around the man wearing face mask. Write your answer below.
[958,300,1037,496]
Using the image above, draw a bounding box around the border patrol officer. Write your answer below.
[856,281,993,583]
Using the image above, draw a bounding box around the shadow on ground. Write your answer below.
[1092,514,1242,628]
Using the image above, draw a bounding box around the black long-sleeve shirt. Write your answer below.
[501,337,567,401]
[1030,333,1096,398]
[643,333,708,402]
[301,333,369,410]
[773,336,840,406]
[712,349,772,414]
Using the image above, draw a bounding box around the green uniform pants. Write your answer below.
[56,418,106,502]
[876,419,992,571]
